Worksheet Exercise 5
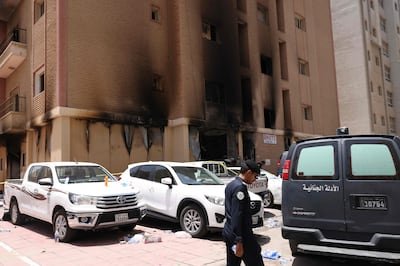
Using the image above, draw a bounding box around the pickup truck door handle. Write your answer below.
[33,188,38,194]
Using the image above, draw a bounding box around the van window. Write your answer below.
[294,145,336,180]
[350,144,397,179]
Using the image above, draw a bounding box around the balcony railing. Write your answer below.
[0,28,26,56]
[0,95,26,118]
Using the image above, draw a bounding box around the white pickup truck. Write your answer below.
[3,162,146,242]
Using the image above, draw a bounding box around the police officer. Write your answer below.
[222,160,264,266]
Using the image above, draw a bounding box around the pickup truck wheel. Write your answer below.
[53,210,76,242]
[263,190,274,208]
[179,204,207,238]
[10,200,25,225]
[119,224,136,232]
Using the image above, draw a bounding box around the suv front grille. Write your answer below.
[249,200,261,215]
[96,194,138,209]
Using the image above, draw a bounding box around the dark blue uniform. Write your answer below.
[222,176,264,266]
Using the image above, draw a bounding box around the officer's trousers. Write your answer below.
[225,238,264,266]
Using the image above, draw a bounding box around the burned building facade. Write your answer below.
[0,0,339,188]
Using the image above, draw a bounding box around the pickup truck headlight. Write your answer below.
[205,195,225,206]
[69,193,97,205]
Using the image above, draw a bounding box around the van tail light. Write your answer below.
[282,160,291,180]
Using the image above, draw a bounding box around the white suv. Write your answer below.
[119,161,264,237]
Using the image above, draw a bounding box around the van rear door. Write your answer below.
[343,138,400,235]
[283,141,346,231]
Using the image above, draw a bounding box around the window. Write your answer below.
[34,68,45,96]
[382,41,389,57]
[372,27,377,37]
[373,113,377,124]
[257,4,268,24]
[298,59,309,76]
[260,55,272,75]
[154,166,172,183]
[28,166,51,183]
[202,22,217,42]
[395,2,398,10]
[34,0,45,23]
[0,158,2,171]
[151,5,161,22]
[375,56,380,66]
[379,0,384,7]
[264,109,276,128]
[132,165,154,181]
[276,0,285,32]
[152,74,163,91]
[389,117,396,133]
[295,14,306,31]
[397,26,400,34]
[387,91,393,107]
[294,145,336,180]
[349,144,397,179]
[205,81,225,104]
[381,115,386,126]
[384,65,391,81]
[237,0,247,12]
[380,17,386,32]
[370,0,374,9]
[378,85,382,96]
[303,105,313,120]
[364,20,368,31]
[370,81,373,92]
[367,50,370,60]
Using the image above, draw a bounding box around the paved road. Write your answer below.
[0,206,393,266]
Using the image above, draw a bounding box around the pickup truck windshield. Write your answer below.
[172,166,224,185]
[55,166,116,184]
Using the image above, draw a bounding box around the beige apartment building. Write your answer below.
[331,0,400,135]
[0,0,339,189]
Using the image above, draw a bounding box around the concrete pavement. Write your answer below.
[0,206,290,266]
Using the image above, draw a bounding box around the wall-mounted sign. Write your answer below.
[263,134,277,144]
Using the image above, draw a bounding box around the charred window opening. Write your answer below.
[152,74,163,92]
[242,132,255,161]
[241,78,252,122]
[199,130,227,160]
[205,81,225,105]
[151,5,161,23]
[202,21,217,42]
[264,109,276,128]
[260,55,272,76]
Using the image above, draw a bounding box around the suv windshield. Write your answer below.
[172,166,224,185]
[55,166,116,184]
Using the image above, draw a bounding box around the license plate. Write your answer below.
[247,180,267,193]
[252,216,258,224]
[115,213,129,222]
[357,196,387,210]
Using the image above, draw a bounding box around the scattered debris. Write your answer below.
[261,250,281,260]
[264,218,281,228]
[174,231,192,239]
[0,228,11,232]
[144,235,162,244]
[128,234,144,244]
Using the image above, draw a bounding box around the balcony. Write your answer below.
[0,95,26,134]
[0,28,27,78]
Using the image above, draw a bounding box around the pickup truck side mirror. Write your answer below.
[161,177,173,188]
[38,177,53,186]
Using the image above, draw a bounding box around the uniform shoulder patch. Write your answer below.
[236,191,245,200]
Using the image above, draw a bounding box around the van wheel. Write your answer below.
[289,240,299,256]
[10,200,25,225]
[53,210,76,242]
[263,191,274,208]
[180,204,207,238]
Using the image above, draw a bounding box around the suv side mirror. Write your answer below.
[161,177,173,188]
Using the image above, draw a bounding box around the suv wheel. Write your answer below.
[53,210,76,242]
[179,204,207,238]
[263,191,274,208]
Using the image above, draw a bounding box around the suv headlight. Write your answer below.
[205,195,225,206]
[69,193,97,205]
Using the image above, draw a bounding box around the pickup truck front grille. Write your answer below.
[96,194,138,209]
